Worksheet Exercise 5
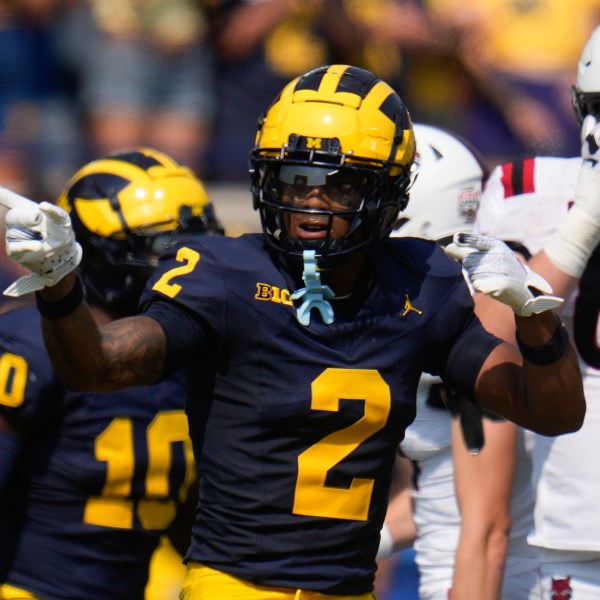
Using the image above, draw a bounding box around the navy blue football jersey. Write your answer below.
[141,233,501,594]
[0,307,195,600]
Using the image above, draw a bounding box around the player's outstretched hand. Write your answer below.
[445,233,564,317]
[0,186,81,297]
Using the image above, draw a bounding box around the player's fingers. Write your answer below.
[39,201,70,225]
[444,242,471,261]
[454,232,497,251]
[5,204,44,230]
[0,186,38,211]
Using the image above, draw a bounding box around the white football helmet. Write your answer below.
[572,25,600,124]
[392,123,488,243]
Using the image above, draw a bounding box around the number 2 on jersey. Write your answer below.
[293,368,391,521]
[152,247,200,298]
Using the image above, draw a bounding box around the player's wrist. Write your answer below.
[515,315,569,366]
[35,273,84,319]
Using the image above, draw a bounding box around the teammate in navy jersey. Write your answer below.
[0,147,223,600]
[0,65,587,600]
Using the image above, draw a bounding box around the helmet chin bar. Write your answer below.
[268,200,365,256]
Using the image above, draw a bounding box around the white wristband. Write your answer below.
[544,204,600,277]
[376,523,394,560]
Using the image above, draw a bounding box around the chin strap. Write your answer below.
[291,250,335,326]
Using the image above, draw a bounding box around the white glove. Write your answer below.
[446,233,564,317]
[544,114,600,277]
[0,186,82,297]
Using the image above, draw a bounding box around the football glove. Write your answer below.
[0,186,82,297]
[545,114,600,277]
[446,233,564,317]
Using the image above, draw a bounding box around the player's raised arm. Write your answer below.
[0,190,166,392]
[42,274,166,391]
[447,234,585,435]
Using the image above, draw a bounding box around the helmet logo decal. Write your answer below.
[287,134,340,155]
[458,188,481,223]
[401,294,423,318]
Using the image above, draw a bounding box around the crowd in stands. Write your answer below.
[2,0,597,199]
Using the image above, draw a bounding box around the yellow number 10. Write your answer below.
[84,411,195,530]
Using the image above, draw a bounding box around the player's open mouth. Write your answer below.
[295,219,329,239]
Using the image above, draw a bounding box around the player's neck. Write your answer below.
[323,250,369,298]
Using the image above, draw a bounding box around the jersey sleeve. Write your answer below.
[475,157,581,255]
[141,235,228,336]
[419,263,503,400]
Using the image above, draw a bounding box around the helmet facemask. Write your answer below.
[251,137,413,267]
[80,205,217,316]
[571,84,600,125]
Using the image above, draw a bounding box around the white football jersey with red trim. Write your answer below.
[475,155,600,551]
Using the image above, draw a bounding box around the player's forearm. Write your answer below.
[386,489,417,552]
[452,532,507,600]
[476,311,585,435]
[451,420,513,600]
[39,274,165,391]
[528,250,580,301]
[514,311,584,435]
[38,274,109,390]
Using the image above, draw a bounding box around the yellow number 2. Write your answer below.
[152,247,200,299]
[293,369,391,521]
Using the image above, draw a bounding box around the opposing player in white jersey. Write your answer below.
[472,25,600,599]
[379,123,542,599]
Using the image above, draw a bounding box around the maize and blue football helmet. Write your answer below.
[250,64,416,264]
[57,147,223,315]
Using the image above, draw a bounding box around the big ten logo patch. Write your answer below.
[255,283,294,306]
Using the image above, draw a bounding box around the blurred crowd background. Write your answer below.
[0,1,598,599]
[3,0,598,202]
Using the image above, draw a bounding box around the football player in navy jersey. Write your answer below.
[0,148,223,600]
[0,65,587,600]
